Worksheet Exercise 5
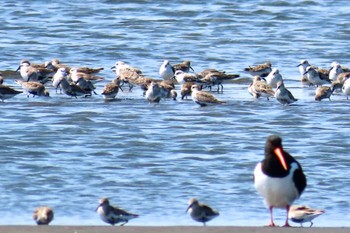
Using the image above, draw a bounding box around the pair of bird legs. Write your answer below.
[268,205,291,227]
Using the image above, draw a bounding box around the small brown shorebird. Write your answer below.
[33,206,54,225]
[96,198,139,226]
[289,205,325,227]
[186,198,219,226]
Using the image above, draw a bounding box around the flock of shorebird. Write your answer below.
[32,135,325,227]
[1,58,348,105]
[5,59,333,227]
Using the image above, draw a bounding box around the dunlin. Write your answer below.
[191,84,225,106]
[274,81,297,105]
[186,198,219,226]
[96,198,138,226]
[52,67,68,94]
[199,71,239,93]
[180,82,194,100]
[0,72,22,101]
[69,68,104,84]
[101,78,121,100]
[75,77,97,95]
[315,86,334,101]
[16,60,54,83]
[173,60,195,73]
[145,81,163,103]
[49,58,103,74]
[265,68,283,88]
[0,84,23,101]
[304,66,330,87]
[15,80,49,97]
[297,60,312,84]
[329,62,343,81]
[173,70,199,85]
[111,61,142,91]
[159,60,175,80]
[289,205,325,227]
[57,76,91,98]
[244,62,272,77]
[49,58,71,73]
[248,76,275,100]
[254,135,307,227]
[32,206,54,225]
[342,76,350,99]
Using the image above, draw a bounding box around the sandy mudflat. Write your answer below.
[0,226,348,233]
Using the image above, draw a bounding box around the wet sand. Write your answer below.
[0,226,348,233]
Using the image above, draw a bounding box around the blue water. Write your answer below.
[0,0,350,227]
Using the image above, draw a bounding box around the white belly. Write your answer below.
[254,162,300,208]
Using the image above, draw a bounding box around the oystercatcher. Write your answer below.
[254,135,307,227]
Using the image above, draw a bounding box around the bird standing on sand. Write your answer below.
[289,205,325,227]
[254,135,307,227]
[96,198,139,226]
[33,206,54,225]
[186,198,219,226]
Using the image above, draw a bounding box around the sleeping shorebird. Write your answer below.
[186,198,219,226]
[315,86,334,101]
[274,81,297,105]
[33,206,54,225]
[254,135,307,227]
[69,68,104,84]
[48,58,104,74]
[0,73,23,101]
[248,76,275,100]
[244,62,272,77]
[191,84,225,106]
[145,81,163,103]
[289,205,325,227]
[96,198,138,226]
[15,80,49,97]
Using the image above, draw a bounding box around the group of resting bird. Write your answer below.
[0,58,348,105]
[31,135,325,227]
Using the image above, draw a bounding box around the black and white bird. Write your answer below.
[254,135,307,227]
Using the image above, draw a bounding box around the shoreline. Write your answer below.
[0,226,349,233]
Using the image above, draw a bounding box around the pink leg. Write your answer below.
[283,205,291,227]
[268,206,276,227]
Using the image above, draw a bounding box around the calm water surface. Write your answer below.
[0,0,350,226]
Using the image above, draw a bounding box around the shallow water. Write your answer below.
[0,0,350,227]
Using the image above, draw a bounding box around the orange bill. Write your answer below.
[274,147,288,170]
